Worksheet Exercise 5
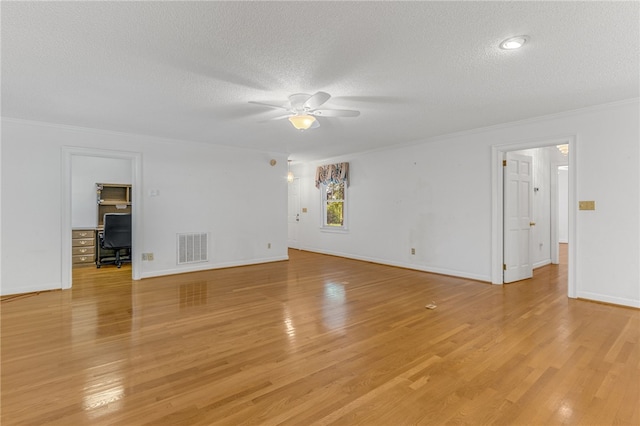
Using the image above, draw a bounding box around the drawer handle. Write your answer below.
[79,241,87,245]
[79,248,87,253]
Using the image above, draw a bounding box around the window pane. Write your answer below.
[326,201,344,226]
[326,182,344,200]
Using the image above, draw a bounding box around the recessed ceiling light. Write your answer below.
[500,35,529,50]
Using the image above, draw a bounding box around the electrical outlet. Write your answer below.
[411,248,416,255]
[147,253,154,261]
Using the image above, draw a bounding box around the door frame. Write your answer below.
[61,147,143,289]
[490,135,577,298]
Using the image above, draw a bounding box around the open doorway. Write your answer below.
[556,166,570,246]
[61,147,142,289]
[503,146,568,282]
[555,165,570,270]
[491,136,576,298]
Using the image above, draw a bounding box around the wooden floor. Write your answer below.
[2,246,638,425]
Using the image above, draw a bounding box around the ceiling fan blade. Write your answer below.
[248,101,290,111]
[257,114,292,123]
[309,119,321,129]
[288,93,311,112]
[311,109,360,118]
[331,95,409,105]
[269,114,292,121]
[304,91,331,110]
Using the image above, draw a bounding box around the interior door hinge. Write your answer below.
[503,160,507,167]
[503,263,507,270]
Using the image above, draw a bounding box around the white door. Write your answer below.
[504,153,534,283]
[287,178,300,248]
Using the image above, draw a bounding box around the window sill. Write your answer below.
[320,227,349,234]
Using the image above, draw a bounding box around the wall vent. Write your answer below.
[177,233,208,265]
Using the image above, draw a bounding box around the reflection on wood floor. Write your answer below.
[2,246,638,425]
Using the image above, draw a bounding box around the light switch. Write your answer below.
[579,201,595,210]
[302,208,308,213]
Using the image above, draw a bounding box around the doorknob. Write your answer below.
[530,222,536,226]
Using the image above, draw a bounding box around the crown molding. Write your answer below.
[0,116,289,157]
[313,97,640,164]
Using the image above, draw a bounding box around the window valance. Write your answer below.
[315,162,349,188]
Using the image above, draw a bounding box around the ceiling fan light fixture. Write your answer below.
[288,114,316,130]
[499,35,529,50]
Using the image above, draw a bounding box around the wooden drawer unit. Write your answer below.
[73,246,95,256]
[72,229,94,239]
[72,228,95,265]
[73,254,95,264]
[72,238,94,247]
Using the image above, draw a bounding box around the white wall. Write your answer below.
[1,119,289,295]
[71,156,132,228]
[294,100,640,308]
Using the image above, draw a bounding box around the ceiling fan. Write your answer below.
[249,91,360,130]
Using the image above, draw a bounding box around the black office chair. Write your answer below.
[97,213,132,268]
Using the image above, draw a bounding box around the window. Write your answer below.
[322,181,347,229]
[315,162,349,231]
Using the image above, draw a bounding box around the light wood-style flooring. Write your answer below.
[2,246,639,425]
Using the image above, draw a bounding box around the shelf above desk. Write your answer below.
[98,201,132,206]
[96,183,132,227]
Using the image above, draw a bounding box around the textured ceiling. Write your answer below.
[2,1,638,161]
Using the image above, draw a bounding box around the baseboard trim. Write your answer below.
[577,291,640,309]
[139,255,289,279]
[0,282,62,297]
[533,259,551,269]
[298,247,491,283]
